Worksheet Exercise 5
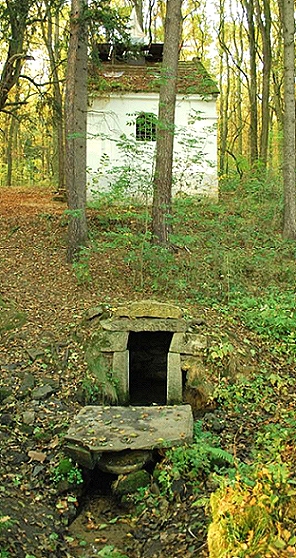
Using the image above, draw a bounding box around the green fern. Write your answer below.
[156,421,234,498]
[207,446,234,466]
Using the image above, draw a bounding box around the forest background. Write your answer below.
[0,0,294,207]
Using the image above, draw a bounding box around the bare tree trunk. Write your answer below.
[65,0,88,262]
[40,1,65,192]
[243,0,259,164]
[281,0,296,239]
[151,0,183,245]
[255,0,272,165]
[218,0,229,175]
[6,84,21,186]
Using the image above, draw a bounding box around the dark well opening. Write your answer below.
[127,331,173,405]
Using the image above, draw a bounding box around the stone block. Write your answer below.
[169,333,185,353]
[113,350,129,404]
[112,470,150,496]
[98,449,152,474]
[167,352,182,404]
[170,332,208,355]
[64,443,97,469]
[113,300,183,319]
[94,331,128,352]
[101,318,186,332]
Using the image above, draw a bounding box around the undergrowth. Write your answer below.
[84,169,296,556]
[87,170,296,311]
[154,420,234,500]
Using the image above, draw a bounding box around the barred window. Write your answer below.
[136,112,157,142]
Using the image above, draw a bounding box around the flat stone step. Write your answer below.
[65,405,193,469]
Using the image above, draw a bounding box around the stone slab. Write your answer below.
[65,405,193,456]
[113,301,183,319]
[100,318,187,332]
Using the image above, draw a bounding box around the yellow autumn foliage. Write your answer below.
[207,464,296,558]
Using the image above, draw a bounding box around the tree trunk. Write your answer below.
[0,0,31,112]
[243,0,258,164]
[151,0,183,245]
[281,0,296,239]
[218,0,229,175]
[255,0,272,165]
[40,1,65,192]
[65,0,88,262]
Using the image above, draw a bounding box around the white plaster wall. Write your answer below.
[87,92,218,201]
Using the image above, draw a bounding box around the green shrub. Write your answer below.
[155,421,234,499]
[51,457,83,486]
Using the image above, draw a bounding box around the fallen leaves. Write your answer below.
[27,450,47,463]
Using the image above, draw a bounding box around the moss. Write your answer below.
[0,298,26,336]
[112,470,150,496]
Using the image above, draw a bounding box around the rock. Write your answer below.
[211,418,226,434]
[31,384,55,400]
[98,450,153,475]
[112,470,150,497]
[84,305,111,321]
[26,348,44,361]
[0,413,14,426]
[11,452,29,465]
[32,464,46,477]
[43,377,60,390]
[22,410,35,425]
[65,443,97,470]
[91,331,129,352]
[183,384,213,415]
[0,387,12,403]
[18,372,35,398]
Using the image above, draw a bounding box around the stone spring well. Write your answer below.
[65,301,208,474]
[84,300,208,407]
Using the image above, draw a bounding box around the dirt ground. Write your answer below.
[1,186,294,558]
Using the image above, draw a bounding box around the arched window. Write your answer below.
[136,112,157,142]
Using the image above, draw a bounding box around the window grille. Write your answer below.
[136,112,157,141]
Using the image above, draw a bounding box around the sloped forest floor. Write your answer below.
[0,186,296,558]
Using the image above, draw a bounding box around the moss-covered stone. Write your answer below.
[0,298,26,336]
[112,470,150,496]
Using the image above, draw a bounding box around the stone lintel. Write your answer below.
[100,318,186,333]
[170,332,208,355]
[113,300,183,319]
[167,352,182,404]
[65,405,193,460]
[113,351,129,404]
